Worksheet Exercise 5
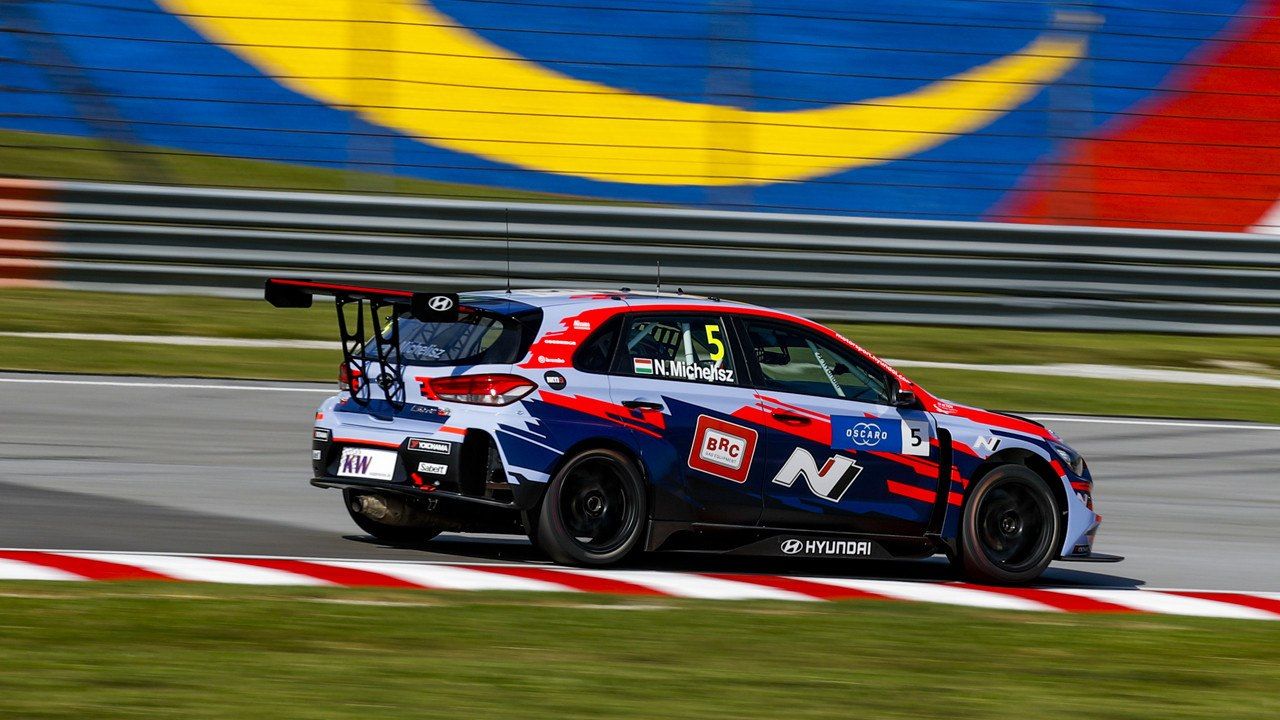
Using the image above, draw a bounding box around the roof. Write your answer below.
[464,288,761,313]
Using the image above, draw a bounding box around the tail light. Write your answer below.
[338,362,362,392]
[423,374,536,406]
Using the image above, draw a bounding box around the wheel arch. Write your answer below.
[969,447,1069,547]
[530,436,651,514]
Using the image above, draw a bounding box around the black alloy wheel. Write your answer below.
[959,465,1060,584]
[536,448,647,565]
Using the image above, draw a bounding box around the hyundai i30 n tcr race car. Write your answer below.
[266,279,1111,584]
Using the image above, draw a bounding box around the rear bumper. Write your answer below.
[311,476,517,510]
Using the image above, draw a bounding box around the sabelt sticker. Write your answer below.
[831,416,931,457]
[687,415,758,484]
[417,462,449,475]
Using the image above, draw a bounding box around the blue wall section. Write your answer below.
[1,0,1249,221]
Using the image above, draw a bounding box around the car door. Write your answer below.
[736,317,938,537]
[607,312,765,525]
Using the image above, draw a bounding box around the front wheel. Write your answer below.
[959,465,1060,584]
[536,448,647,566]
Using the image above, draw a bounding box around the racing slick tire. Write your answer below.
[343,490,443,545]
[959,465,1060,585]
[536,448,647,566]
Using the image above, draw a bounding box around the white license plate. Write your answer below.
[337,447,398,481]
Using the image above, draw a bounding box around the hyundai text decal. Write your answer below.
[771,448,863,502]
[688,415,758,484]
[780,538,874,556]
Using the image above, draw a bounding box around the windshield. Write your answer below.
[362,309,536,367]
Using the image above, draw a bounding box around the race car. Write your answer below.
[266,278,1113,584]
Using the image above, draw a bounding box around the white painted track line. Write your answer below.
[0,557,83,581]
[797,577,1059,612]
[0,551,1276,620]
[1054,589,1279,621]
[64,553,331,586]
[557,569,818,601]
[318,561,575,592]
[0,377,333,393]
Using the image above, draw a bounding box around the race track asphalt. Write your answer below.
[1,372,1277,591]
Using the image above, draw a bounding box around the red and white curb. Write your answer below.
[1,550,1277,621]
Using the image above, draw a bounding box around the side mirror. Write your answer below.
[890,380,918,408]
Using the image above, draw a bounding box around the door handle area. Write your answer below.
[771,411,811,425]
[622,400,664,412]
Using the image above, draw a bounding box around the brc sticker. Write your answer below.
[688,415,759,484]
[831,416,931,457]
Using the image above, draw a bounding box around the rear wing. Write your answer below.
[264,279,460,409]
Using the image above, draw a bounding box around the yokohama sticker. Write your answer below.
[687,415,759,484]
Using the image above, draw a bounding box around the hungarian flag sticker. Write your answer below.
[633,358,654,375]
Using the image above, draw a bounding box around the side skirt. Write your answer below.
[645,520,939,560]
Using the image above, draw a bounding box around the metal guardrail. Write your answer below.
[2,179,1278,334]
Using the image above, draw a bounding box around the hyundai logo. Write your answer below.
[427,295,455,312]
[780,539,803,555]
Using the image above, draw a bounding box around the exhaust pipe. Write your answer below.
[350,492,460,530]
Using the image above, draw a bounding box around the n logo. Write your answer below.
[974,436,1001,453]
[771,448,863,503]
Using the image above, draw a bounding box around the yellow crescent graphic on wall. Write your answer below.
[162,0,1085,186]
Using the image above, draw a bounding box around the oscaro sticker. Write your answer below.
[832,417,931,457]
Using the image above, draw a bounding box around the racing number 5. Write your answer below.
[705,324,725,362]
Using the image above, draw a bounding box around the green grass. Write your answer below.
[0,129,596,202]
[2,288,1278,422]
[0,583,1276,720]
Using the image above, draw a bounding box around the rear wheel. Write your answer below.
[343,490,443,544]
[959,465,1059,584]
[536,448,647,566]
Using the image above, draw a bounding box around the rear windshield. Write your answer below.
[362,309,539,367]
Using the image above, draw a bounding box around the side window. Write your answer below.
[611,314,738,386]
[742,320,891,404]
[573,317,620,374]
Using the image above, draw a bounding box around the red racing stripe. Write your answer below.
[464,565,668,595]
[886,480,963,507]
[216,557,423,588]
[0,550,172,581]
[1163,591,1280,617]
[950,583,1136,614]
[704,573,888,601]
[333,437,401,449]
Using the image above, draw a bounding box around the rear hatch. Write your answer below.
[340,295,544,419]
